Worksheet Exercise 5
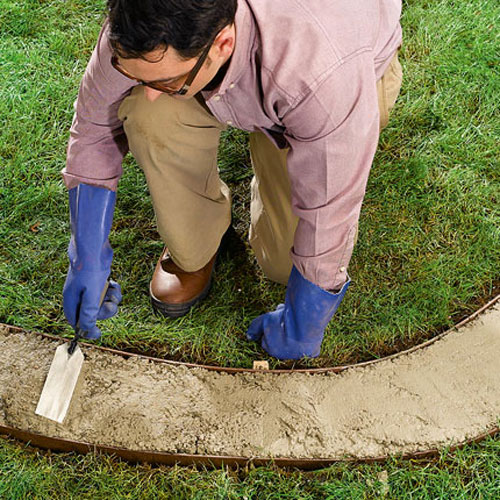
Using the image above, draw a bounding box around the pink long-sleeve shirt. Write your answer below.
[63,0,402,290]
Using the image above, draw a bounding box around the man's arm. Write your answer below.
[247,51,381,359]
[61,20,134,339]
[282,51,381,291]
[62,19,135,191]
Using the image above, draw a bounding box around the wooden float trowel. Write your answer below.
[35,282,109,424]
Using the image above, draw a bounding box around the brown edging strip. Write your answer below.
[1,426,498,470]
[1,294,498,469]
[2,294,498,375]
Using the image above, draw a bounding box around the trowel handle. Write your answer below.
[67,281,110,355]
[97,280,110,307]
[68,328,83,356]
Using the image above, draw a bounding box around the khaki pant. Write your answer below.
[118,52,403,283]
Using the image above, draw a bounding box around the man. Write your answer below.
[62,0,403,360]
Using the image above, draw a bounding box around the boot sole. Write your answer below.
[150,272,214,319]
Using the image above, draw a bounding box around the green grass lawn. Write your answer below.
[1,435,499,499]
[1,0,499,497]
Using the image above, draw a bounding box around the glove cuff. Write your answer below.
[68,183,116,271]
[287,265,350,308]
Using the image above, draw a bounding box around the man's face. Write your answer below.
[114,24,236,102]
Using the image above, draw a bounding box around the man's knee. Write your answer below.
[118,85,157,127]
[118,87,223,143]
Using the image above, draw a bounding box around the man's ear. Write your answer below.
[212,24,236,61]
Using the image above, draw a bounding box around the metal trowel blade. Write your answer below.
[35,343,84,424]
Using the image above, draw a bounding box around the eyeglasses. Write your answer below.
[111,34,216,96]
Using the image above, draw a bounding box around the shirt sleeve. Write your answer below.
[62,19,136,191]
[281,51,380,291]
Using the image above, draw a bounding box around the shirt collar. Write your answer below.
[202,0,255,100]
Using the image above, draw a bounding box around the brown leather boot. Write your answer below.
[150,248,217,318]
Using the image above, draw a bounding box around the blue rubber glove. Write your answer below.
[62,183,122,340]
[247,265,350,360]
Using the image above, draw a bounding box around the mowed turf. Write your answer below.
[0,0,498,368]
[0,433,499,499]
[0,0,499,497]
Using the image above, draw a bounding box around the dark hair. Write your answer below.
[107,0,237,60]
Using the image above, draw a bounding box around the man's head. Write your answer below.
[107,0,238,100]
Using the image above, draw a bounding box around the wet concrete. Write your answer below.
[0,303,499,459]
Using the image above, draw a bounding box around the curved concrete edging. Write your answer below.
[0,295,499,469]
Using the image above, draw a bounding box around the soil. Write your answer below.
[0,303,499,459]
